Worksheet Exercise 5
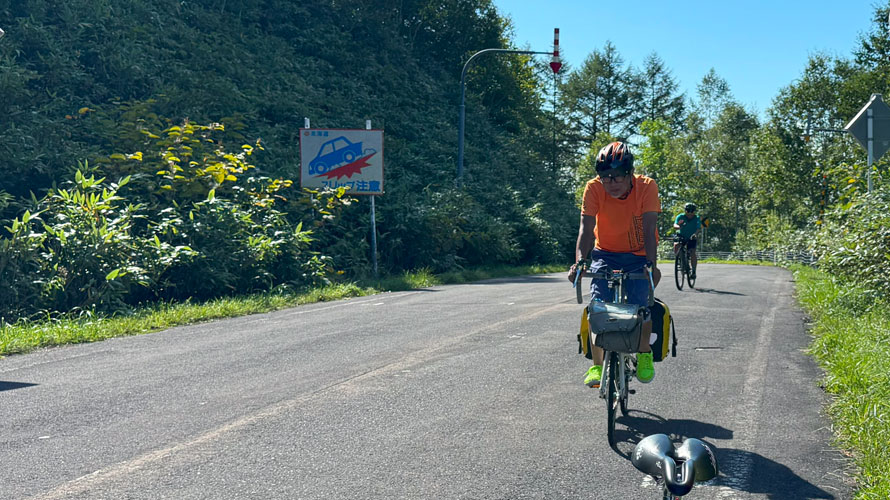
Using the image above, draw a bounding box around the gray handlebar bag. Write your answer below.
[588,301,644,353]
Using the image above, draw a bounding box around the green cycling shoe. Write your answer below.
[583,365,603,388]
[636,352,655,383]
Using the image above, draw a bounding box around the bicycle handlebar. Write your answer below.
[572,261,587,289]
[580,267,655,307]
[582,270,650,280]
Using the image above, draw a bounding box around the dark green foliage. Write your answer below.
[0,117,348,320]
[813,188,890,303]
[0,208,45,319]
[0,0,577,319]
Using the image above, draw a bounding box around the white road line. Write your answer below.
[2,294,422,375]
[29,299,568,499]
[639,272,784,499]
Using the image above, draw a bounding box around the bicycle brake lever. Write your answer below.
[572,260,588,288]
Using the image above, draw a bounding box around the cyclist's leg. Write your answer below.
[589,249,627,304]
[597,252,652,348]
[688,238,698,276]
[584,250,617,386]
[608,252,656,383]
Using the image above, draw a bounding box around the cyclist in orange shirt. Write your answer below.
[567,141,662,388]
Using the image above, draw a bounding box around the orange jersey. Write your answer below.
[581,174,661,256]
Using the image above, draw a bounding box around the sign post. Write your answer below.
[299,120,384,277]
[366,120,378,278]
[844,93,890,193]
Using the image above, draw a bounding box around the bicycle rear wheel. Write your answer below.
[674,250,685,290]
[606,352,619,447]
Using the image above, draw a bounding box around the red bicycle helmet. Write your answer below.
[595,141,634,175]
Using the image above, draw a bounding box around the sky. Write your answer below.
[491,0,881,118]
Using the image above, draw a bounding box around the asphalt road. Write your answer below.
[0,264,852,499]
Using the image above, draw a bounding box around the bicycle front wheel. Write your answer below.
[606,352,619,447]
[576,276,583,304]
[674,251,685,290]
[620,354,631,416]
[686,260,696,288]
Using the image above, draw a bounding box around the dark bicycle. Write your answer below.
[632,433,719,499]
[575,264,654,447]
[673,235,696,290]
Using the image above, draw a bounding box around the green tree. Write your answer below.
[639,53,686,132]
[693,69,733,129]
[561,42,639,147]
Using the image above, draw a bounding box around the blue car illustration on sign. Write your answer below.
[309,136,363,175]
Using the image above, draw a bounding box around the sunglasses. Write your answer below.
[600,174,628,184]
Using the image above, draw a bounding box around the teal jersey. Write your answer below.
[674,213,701,239]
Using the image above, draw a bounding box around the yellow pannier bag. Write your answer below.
[577,299,676,361]
[650,298,677,362]
[578,305,592,359]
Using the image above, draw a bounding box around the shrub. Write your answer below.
[812,187,890,303]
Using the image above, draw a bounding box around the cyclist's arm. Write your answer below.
[692,218,702,239]
[568,214,596,281]
[575,214,595,262]
[643,211,661,286]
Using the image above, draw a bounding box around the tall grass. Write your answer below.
[792,265,890,499]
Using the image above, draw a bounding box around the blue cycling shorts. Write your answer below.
[588,250,649,308]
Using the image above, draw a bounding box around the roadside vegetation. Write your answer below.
[793,265,890,499]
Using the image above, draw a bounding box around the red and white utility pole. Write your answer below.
[549,28,562,74]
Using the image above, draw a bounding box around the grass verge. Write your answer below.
[791,264,890,498]
[0,263,566,358]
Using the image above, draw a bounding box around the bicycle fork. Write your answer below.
[600,353,633,406]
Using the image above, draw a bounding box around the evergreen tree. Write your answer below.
[639,52,686,132]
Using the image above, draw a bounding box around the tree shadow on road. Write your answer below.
[611,410,838,499]
[0,381,37,392]
[463,275,565,285]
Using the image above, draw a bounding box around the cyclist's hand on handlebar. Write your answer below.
[646,261,661,287]
[568,259,588,282]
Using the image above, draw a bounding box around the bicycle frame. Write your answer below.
[584,267,654,447]
[673,237,695,290]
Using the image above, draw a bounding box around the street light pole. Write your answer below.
[457,48,551,187]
